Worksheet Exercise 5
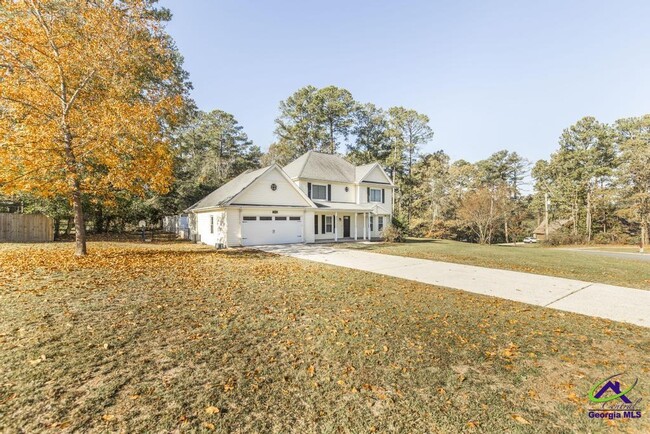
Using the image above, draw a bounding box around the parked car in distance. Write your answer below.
[523,237,538,244]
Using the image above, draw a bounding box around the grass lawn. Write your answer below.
[336,239,650,290]
[1,242,649,433]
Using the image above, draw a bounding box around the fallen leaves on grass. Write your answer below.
[511,414,530,424]
[3,242,649,433]
[501,343,519,359]
[205,406,220,415]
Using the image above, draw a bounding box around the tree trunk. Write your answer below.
[504,219,509,244]
[65,216,72,236]
[95,204,104,234]
[572,194,578,236]
[72,186,87,256]
[586,190,592,242]
[63,127,87,256]
[53,218,60,241]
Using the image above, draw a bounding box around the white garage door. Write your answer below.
[241,215,303,246]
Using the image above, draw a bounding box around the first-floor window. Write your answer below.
[378,216,384,231]
[325,216,333,233]
[370,216,374,231]
[210,215,214,233]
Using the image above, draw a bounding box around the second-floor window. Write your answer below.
[369,188,382,202]
[312,184,327,200]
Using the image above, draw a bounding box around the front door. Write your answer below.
[343,216,350,238]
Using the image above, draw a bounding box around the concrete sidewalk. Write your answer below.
[257,244,650,328]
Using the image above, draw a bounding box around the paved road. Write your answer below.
[257,244,650,328]
[558,248,650,262]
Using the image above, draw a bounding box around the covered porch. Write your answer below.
[312,203,390,242]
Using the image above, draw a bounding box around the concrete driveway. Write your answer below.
[257,244,650,328]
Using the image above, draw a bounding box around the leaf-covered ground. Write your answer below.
[0,242,648,433]
[337,239,650,290]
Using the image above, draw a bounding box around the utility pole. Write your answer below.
[544,192,549,240]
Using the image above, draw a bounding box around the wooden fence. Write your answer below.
[0,213,54,243]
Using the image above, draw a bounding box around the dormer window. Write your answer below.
[369,188,382,202]
[312,184,327,200]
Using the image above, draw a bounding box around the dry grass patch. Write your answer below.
[0,242,648,433]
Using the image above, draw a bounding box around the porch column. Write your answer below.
[363,213,367,240]
[354,213,358,240]
[334,212,338,242]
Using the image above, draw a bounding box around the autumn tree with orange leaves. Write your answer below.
[0,0,190,255]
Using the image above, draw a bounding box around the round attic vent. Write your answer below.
[270,183,277,191]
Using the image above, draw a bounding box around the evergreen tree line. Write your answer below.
[6,83,649,248]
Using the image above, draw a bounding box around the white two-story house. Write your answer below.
[189,151,394,247]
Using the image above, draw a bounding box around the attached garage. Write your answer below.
[241,215,303,246]
[189,164,315,247]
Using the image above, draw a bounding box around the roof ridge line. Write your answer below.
[296,151,312,177]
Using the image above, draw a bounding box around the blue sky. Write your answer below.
[160,0,650,165]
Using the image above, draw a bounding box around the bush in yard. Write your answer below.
[544,230,584,246]
[407,218,431,237]
[391,216,407,231]
[381,225,404,243]
[591,231,634,245]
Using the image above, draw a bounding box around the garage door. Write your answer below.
[241,215,303,246]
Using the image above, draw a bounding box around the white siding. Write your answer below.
[362,165,391,184]
[304,211,315,243]
[226,209,241,247]
[297,179,356,203]
[358,184,392,209]
[232,168,310,207]
[313,213,336,241]
[195,210,227,246]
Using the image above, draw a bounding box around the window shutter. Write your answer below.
[314,214,318,234]
[327,184,331,201]
[367,187,370,202]
[322,215,325,233]
[307,182,312,198]
[382,189,385,203]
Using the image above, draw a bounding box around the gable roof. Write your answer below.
[191,166,271,210]
[354,163,376,182]
[190,164,316,211]
[355,162,393,185]
[283,151,355,183]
